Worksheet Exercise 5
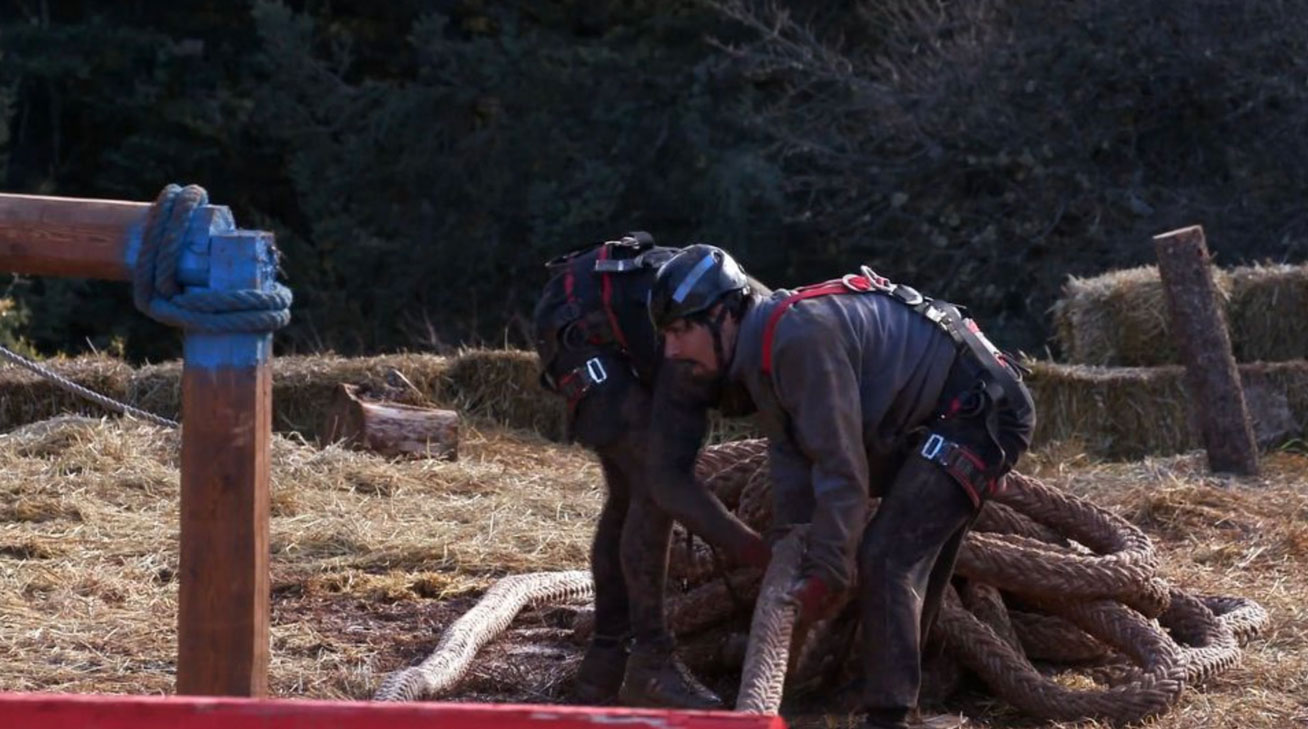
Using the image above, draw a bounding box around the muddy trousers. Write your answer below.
[856,453,977,716]
[859,362,1034,718]
[569,363,678,649]
[589,451,675,647]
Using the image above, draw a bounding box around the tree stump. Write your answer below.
[320,383,459,460]
[1153,225,1259,475]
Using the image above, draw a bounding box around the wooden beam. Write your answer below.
[0,693,790,729]
[177,230,275,696]
[1153,225,1260,475]
[0,192,228,283]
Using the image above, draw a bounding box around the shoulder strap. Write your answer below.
[596,244,631,351]
[760,280,852,375]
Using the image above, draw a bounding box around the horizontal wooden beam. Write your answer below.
[0,693,790,729]
[0,192,230,283]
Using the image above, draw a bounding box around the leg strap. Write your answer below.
[919,433,998,509]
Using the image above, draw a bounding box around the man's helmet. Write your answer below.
[648,244,750,330]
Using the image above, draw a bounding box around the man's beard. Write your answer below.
[664,359,723,409]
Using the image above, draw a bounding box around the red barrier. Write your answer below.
[1,693,788,729]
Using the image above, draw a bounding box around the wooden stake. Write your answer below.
[1153,225,1259,475]
[176,230,274,695]
[0,189,278,697]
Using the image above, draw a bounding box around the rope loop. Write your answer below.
[134,184,292,333]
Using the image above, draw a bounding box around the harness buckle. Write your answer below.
[921,433,946,460]
[841,273,873,292]
[585,357,608,384]
[891,283,924,306]
[859,265,894,291]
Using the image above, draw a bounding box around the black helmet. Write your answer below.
[648,244,750,330]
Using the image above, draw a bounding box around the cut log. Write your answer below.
[1154,225,1259,475]
[321,383,458,460]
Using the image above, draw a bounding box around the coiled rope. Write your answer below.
[373,439,1268,726]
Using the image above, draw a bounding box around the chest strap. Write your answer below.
[761,266,1024,392]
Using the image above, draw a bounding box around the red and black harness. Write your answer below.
[761,266,1028,508]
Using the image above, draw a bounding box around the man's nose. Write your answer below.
[664,335,683,358]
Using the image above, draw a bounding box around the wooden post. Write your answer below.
[0,190,277,696]
[1153,225,1259,475]
[177,229,274,696]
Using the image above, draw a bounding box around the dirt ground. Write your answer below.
[0,415,1305,728]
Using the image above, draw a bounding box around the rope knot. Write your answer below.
[133,183,292,334]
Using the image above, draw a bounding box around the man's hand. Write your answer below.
[736,535,772,571]
[786,573,837,623]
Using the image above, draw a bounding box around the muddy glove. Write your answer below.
[786,573,837,624]
[736,534,772,571]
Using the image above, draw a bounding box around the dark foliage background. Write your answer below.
[3,0,1307,360]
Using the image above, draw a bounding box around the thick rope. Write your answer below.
[735,528,805,714]
[938,592,1187,723]
[0,184,295,429]
[378,439,1268,725]
[134,184,292,334]
[373,571,592,701]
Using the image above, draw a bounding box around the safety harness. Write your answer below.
[539,235,675,414]
[760,266,1029,508]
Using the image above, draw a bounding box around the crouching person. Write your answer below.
[532,233,770,709]
[647,245,1035,729]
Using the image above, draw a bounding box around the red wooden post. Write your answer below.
[0,693,790,729]
[177,230,276,696]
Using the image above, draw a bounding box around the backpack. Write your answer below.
[533,233,679,402]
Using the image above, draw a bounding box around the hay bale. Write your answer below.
[0,355,135,431]
[442,349,565,440]
[130,354,455,437]
[1053,262,1308,365]
[1025,359,1308,459]
[1026,360,1194,458]
[1228,263,1308,362]
[267,354,454,435]
[0,350,564,441]
[1051,265,1234,366]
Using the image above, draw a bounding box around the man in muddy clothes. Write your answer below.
[647,245,1035,729]
[532,233,771,709]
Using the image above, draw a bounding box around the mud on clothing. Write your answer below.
[530,236,761,645]
[725,272,1035,718]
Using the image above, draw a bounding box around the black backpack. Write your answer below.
[533,232,679,398]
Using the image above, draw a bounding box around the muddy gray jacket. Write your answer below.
[726,288,958,591]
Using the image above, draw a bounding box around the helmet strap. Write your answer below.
[708,303,731,380]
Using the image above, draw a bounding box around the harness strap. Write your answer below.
[919,433,1000,508]
[760,281,851,376]
[759,268,1029,493]
[556,356,612,412]
[597,245,631,352]
[594,249,660,273]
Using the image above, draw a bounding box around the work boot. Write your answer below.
[863,707,910,729]
[617,640,724,710]
[908,709,968,728]
[573,637,629,705]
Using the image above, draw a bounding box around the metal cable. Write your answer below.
[0,345,178,428]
